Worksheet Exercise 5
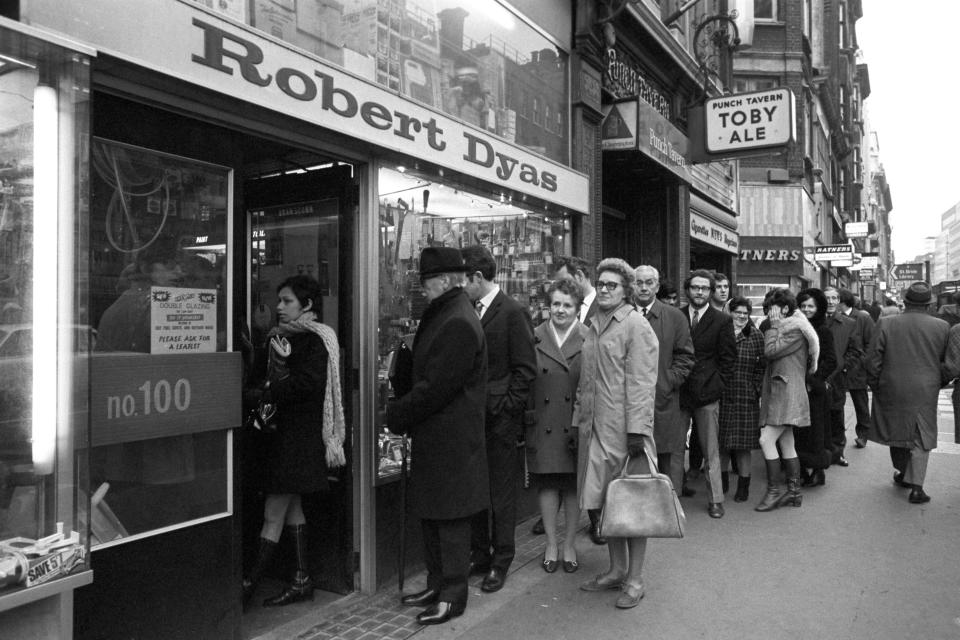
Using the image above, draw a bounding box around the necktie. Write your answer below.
[691,309,699,330]
[475,300,484,317]
[642,306,648,317]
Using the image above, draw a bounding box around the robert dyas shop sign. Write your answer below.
[39,1,588,212]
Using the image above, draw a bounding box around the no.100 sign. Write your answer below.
[91,352,241,446]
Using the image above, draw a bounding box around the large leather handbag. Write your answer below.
[599,445,686,539]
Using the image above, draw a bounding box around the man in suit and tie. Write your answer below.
[634,265,695,494]
[461,245,537,593]
[554,256,598,327]
[679,270,737,519]
[823,286,864,464]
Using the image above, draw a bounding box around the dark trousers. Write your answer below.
[850,388,871,439]
[953,383,960,443]
[470,413,519,572]
[829,407,847,460]
[421,516,472,606]
[889,446,910,475]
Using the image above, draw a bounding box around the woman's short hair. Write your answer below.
[728,295,752,314]
[596,257,637,301]
[547,277,584,309]
[278,274,324,317]
[764,287,797,315]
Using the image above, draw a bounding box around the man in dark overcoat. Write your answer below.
[679,269,737,519]
[823,286,863,462]
[387,247,489,625]
[634,265,695,494]
[865,282,949,504]
[838,288,875,454]
[461,244,537,593]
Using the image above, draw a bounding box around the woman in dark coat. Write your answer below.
[527,278,584,574]
[718,296,765,502]
[796,288,838,487]
[243,275,347,608]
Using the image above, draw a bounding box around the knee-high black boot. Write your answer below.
[781,457,802,507]
[243,538,278,611]
[263,525,314,607]
[755,459,786,512]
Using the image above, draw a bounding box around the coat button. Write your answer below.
[544,397,550,403]
[542,368,549,373]
[565,395,571,401]
[546,428,552,433]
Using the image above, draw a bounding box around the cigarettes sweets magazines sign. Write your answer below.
[24,0,588,213]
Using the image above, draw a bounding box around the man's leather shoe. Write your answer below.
[909,488,931,504]
[480,568,506,593]
[893,472,911,488]
[615,582,645,609]
[468,559,490,575]
[834,456,849,467]
[531,518,545,535]
[401,587,439,607]
[416,601,465,625]
[708,502,724,518]
[854,437,867,448]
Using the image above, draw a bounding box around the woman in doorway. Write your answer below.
[527,278,585,574]
[576,258,658,609]
[795,288,837,488]
[718,296,765,503]
[242,275,346,608]
[756,288,818,512]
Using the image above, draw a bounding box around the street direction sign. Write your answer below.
[889,263,925,282]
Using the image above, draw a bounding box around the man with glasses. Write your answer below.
[461,245,537,594]
[634,265,695,497]
[679,270,737,518]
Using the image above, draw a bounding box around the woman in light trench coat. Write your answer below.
[575,258,659,609]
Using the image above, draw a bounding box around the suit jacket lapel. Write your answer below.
[480,290,503,328]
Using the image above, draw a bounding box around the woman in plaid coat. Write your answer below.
[718,296,766,502]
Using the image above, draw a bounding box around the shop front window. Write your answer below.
[218,0,569,164]
[0,26,91,601]
[87,139,236,544]
[374,166,566,482]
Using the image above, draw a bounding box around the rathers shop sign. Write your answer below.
[26,1,588,213]
[704,88,795,154]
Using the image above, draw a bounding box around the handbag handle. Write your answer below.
[618,438,659,477]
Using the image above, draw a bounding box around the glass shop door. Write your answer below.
[243,163,357,599]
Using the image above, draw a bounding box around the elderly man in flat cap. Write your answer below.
[865,281,949,504]
[388,247,489,625]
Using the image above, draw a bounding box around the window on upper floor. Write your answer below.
[839,3,848,49]
[733,76,780,93]
[755,0,778,21]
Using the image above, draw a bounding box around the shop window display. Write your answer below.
[86,140,234,544]
[374,166,566,481]
[216,0,569,164]
[0,27,91,601]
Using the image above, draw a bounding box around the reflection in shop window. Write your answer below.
[228,0,569,164]
[87,140,231,543]
[374,166,568,481]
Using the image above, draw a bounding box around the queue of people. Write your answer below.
[377,246,947,624]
